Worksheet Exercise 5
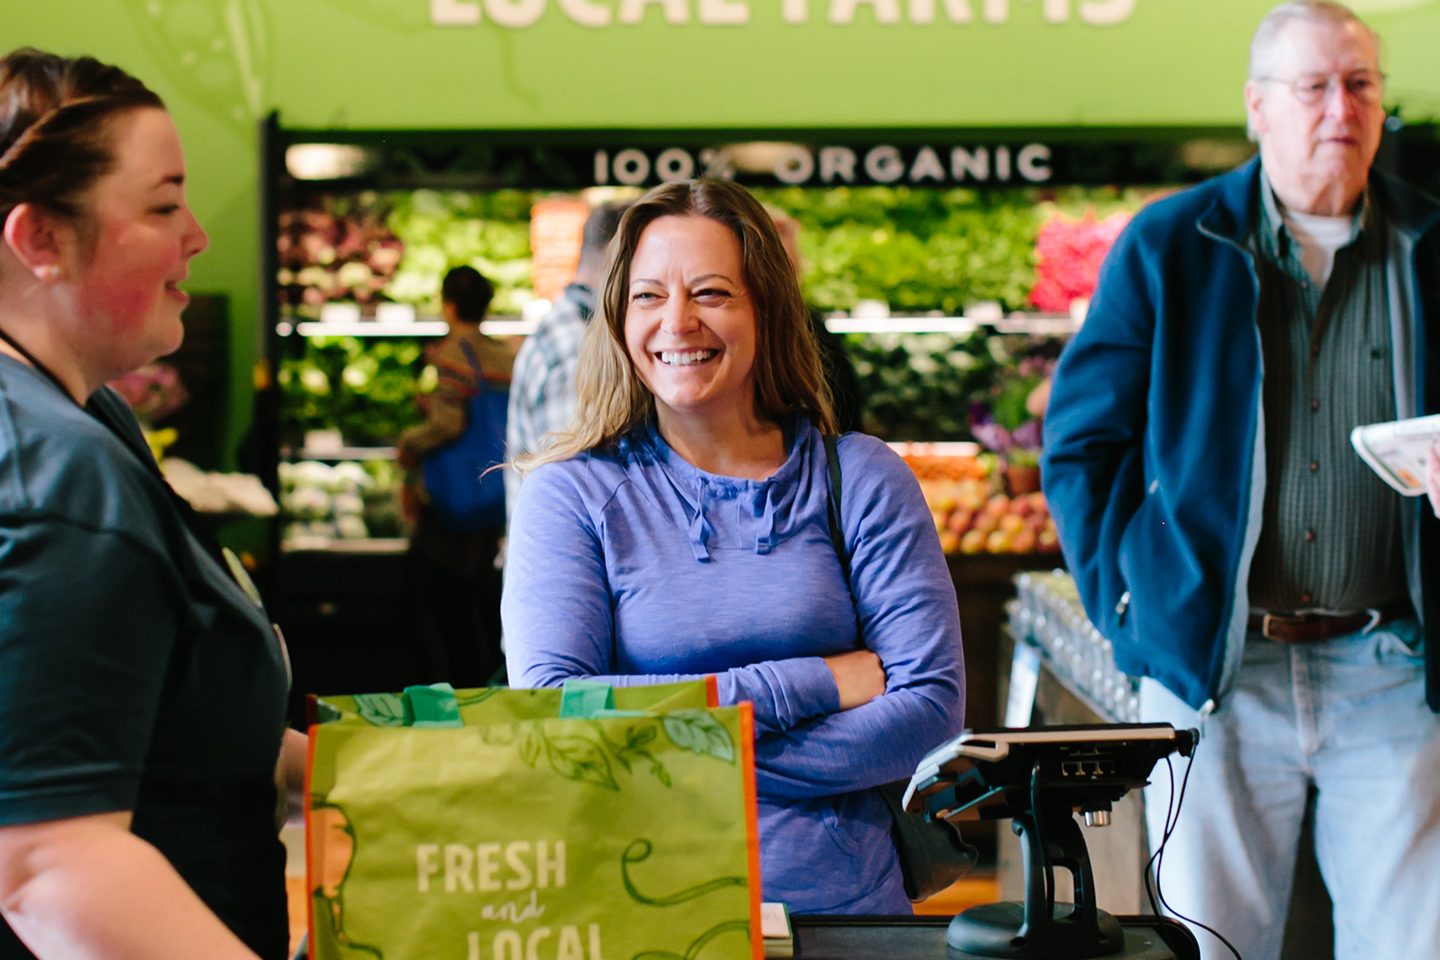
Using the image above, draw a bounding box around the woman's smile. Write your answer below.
[657,348,719,367]
[624,214,758,424]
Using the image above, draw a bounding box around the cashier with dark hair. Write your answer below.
[0,47,296,960]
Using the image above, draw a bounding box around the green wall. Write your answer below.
[5,0,1440,461]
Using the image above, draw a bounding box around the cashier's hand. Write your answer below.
[1427,445,1440,519]
[824,650,886,710]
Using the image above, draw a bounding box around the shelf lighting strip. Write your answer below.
[826,317,978,334]
[284,319,540,338]
[279,316,1078,338]
[825,316,1081,335]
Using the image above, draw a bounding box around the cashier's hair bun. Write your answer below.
[0,48,165,225]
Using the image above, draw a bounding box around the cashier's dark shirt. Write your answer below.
[0,356,289,959]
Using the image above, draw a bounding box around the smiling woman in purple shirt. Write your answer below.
[502,179,965,915]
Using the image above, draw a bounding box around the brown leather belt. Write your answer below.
[1248,600,1414,644]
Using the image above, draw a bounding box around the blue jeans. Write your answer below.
[1139,621,1440,960]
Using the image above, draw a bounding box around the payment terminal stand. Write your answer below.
[899,724,1199,960]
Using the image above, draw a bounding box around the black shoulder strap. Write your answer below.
[86,393,232,570]
[823,433,851,589]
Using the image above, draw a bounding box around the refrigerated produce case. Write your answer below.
[253,118,1436,729]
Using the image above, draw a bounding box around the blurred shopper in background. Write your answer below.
[398,265,516,687]
[502,179,964,914]
[1043,4,1440,958]
[0,48,296,960]
[505,201,630,511]
[770,210,866,434]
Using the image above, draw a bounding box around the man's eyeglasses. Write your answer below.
[1255,70,1386,106]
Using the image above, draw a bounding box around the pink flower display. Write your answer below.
[108,362,189,424]
[1029,209,1131,313]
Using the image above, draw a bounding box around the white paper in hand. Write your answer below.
[1350,414,1440,495]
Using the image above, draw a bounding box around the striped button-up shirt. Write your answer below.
[504,283,595,514]
[1247,174,1407,614]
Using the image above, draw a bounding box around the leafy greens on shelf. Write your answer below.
[279,336,427,447]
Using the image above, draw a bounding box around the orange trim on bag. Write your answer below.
[304,721,318,951]
[737,701,763,960]
[705,674,719,708]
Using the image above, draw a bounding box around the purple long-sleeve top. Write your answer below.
[502,416,965,914]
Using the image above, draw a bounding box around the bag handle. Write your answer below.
[401,683,463,727]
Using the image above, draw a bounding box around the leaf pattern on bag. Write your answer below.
[479,723,520,747]
[628,725,659,747]
[649,761,673,788]
[591,721,672,786]
[621,839,748,906]
[661,711,735,763]
[455,687,504,708]
[518,726,543,767]
[631,920,751,960]
[544,735,620,791]
[353,693,405,727]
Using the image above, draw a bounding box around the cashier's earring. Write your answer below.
[40,265,61,282]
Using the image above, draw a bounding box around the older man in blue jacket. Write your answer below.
[1043,4,1440,959]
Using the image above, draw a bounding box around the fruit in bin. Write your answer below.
[946,508,974,536]
[921,464,1057,555]
[985,530,1014,553]
[957,485,988,511]
[981,493,1011,517]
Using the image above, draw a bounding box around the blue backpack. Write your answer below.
[421,340,508,531]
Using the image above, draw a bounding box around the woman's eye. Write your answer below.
[153,205,180,215]
[695,288,731,300]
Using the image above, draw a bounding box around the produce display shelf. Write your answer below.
[287,446,397,461]
[282,536,409,555]
[287,321,449,337]
[277,314,1076,340]
[826,317,979,334]
[887,441,982,458]
[279,316,538,338]
[825,314,1081,336]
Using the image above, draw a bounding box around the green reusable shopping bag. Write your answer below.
[305,679,761,960]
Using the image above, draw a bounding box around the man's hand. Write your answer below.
[1426,444,1440,519]
[824,650,886,710]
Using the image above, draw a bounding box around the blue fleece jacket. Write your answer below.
[502,417,966,914]
[1043,157,1440,712]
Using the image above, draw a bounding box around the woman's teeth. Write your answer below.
[660,350,717,366]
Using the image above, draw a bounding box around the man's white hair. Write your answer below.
[1246,1,1382,139]
[1249,1,1381,80]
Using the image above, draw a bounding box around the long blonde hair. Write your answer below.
[515,180,835,475]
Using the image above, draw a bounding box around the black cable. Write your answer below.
[1142,767,1166,919]
[1145,743,1245,960]
[1030,759,1055,917]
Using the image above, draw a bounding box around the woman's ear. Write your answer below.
[2,203,67,283]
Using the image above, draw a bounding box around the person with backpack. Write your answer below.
[398,266,516,688]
